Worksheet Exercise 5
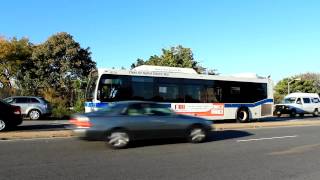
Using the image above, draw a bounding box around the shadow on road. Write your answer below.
[210,130,253,141]
[128,130,253,149]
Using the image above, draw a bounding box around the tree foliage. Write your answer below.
[0,33,96,115]
[0,37,32,88]
[131,45,217,74]
[274,73,320,103]
[17,32,96,100]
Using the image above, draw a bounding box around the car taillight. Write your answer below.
[69,117,92,128]
[13,106,21,115]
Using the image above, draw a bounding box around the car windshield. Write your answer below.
[3,98,13,103]
[283,97,296,104]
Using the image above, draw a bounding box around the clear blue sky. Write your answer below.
[1,0,320,81]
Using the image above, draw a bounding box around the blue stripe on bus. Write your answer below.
[224,99,273,108]
[85,102,109,108]
[85,102,171,108]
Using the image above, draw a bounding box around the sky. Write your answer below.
[1,0,320,82]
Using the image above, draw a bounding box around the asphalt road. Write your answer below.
[2,125,320,180]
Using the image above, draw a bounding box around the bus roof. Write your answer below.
[97,66,270,83]
[132,65,198,74]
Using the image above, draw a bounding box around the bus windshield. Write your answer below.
[97,75,124,102]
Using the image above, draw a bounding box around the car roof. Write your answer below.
[285,93,319,98]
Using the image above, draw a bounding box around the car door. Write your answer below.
[146,104,187,139]
[29,98,42,112]
[12,97,30,115]
[302,98,313,113]
[123,103,160,140]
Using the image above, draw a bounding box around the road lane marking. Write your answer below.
[237,135,298,142]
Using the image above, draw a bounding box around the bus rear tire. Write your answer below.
[236,108,250,123]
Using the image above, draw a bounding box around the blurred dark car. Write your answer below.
[0,99,23,131]
[70,101,213,149]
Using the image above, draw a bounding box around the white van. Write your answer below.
[274,93,320,117]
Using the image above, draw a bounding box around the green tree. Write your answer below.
[274,73,320,103]
[131,45,217,74]
[17,32,96,106]
[0,37,32,88]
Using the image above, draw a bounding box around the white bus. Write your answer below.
[85,65,274,122]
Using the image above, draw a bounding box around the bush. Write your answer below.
[52,104,73,119]
[72,97,85,113]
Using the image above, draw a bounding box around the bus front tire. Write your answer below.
[236,108,250,123]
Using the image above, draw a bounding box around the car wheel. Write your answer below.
[313,109,319,117]
[276,111,282,117]
[28,110,41,120]
[290,110,296,118]
[107,130,130,149]
[0,119,7,131]
[188,125,207,143]
[236,108,249,123]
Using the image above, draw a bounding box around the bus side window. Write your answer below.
[207,87,218,103]
[184,85,202,103]
[215,87,222,102]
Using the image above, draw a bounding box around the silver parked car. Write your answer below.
[70,101,213,149]
[4,96,52,120]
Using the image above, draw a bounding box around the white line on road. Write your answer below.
[237,135,299,142]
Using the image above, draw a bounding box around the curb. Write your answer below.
[0,130,74,140]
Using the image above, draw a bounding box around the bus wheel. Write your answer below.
[236,108,249,123]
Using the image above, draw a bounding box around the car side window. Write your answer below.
[30,98,40,103]
[296,98,302,104]
[303,98,311,104]
[126,103,146,116]
[146,104,173,116]
[312,98,319,103]
[15,98,30,103]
